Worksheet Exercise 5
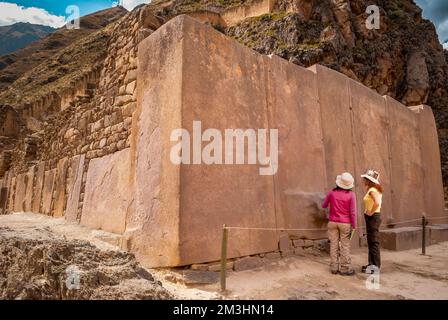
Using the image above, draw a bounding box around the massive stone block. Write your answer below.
[3,172,12,211]
[32,162,45,213]
[1,171,12,214]
[309,65,356,189]
[65,155,85,222]
[130,14,286,267]
[308,65,360,232]
[349,80,393,222]
[23,167,35,212]
[129,17,189,267]
[266,58,327,239]
[13,173,26,212]
[80,149,131,234]
[386,96,425,222]
[42,169,56,215]
[52,157,68,217]
[411,105,445,218]
[128,15,445,266]
[0,185,7,215]
[7,177,15,212]
[179,21,279,264]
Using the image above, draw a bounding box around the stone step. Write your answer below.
[380,226,427,251]
[380,224,448,251]
[428,224,448,244]
[164,270,219,287]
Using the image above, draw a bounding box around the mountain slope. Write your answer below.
[0,26,112,108]
[0,6,127,93]
[0,23,55,56]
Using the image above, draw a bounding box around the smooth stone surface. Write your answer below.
[80,148,131,234]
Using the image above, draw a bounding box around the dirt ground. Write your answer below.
[207,246,448,300]
[1,213,447,300]
[0,213,172,299]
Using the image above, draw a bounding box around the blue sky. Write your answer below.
[0,1,148,27]
[10,0,116,17]
[416,0,448,48]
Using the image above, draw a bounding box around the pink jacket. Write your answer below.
[322,189,357,229]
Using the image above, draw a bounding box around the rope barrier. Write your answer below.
[220,214,448,291]
[224,216,448,233]
[357,217,423,231]
[427,216,448,221]
[225,226,327,231]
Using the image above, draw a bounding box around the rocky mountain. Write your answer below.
[0,23,55,57]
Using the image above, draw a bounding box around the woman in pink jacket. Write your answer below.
[322,172,357,276]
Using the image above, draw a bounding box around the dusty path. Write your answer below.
[1,213,447,300]
[201,244,448,300]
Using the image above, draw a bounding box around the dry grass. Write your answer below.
[0,26,113,108]
[0,7,127,107]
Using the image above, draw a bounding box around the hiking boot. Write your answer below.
[339,269,355,276]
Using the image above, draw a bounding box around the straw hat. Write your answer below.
[361,169,380,185]
[335,172,355,190]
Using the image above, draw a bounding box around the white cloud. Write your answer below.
[416,0,448,46]
[437,19,448,44]
[0,2,66,28]
[121,0,149,11]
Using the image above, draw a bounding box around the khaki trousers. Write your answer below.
[328,221,352,272]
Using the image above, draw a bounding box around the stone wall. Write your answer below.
[0,106,19,137]
[221,0,276,26]
[0,7,163,222]
[127,16,445,267]
[0,14,445,268]
[185,10,225,27]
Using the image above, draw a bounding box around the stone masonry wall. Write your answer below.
[127,15,445,267]
[0,7,165,221]
[221,0,276,25]
[0,13,446,268]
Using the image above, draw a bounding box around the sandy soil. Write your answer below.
[204,245,448,300]
[2,212,447,300]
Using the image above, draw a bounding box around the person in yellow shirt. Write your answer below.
[361,169,383,274]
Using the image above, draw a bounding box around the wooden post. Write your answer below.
[220,224,228,292]
[422,215,426,255]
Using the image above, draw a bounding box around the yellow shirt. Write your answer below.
[363,187,382,213]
